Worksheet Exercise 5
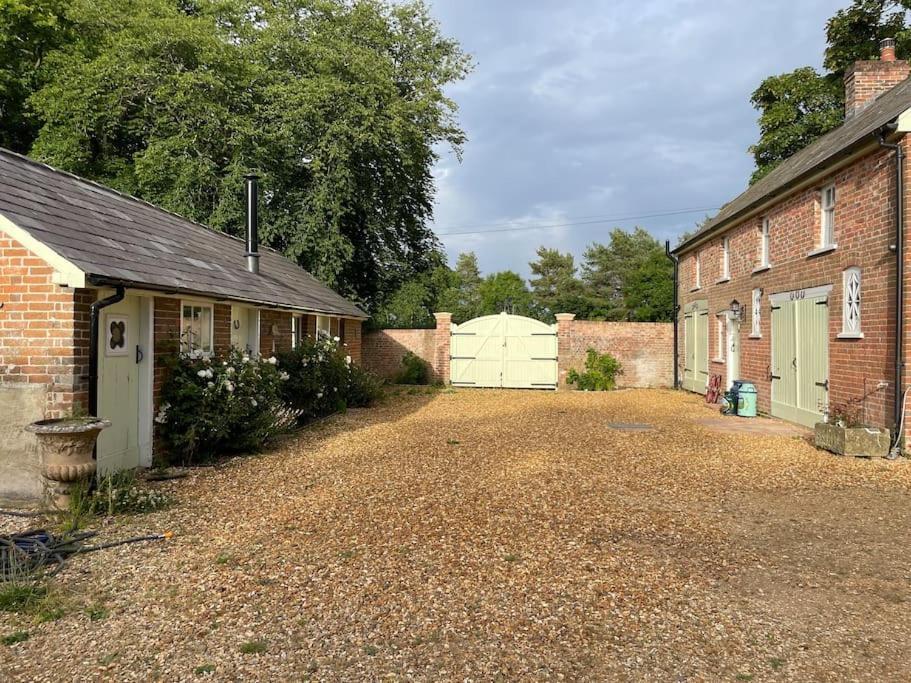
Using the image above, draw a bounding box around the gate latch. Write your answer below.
[815,379,829,391]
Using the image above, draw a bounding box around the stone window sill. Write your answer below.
[807,244,837,258]
[712,358,725,364]
[715,277,730,284]
[748,334,762,339]
[752,265,770,275]
[690,286,701,293]
[837,332,864,340]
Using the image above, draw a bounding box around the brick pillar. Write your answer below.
[433,312,452,384]
[555,313,576,389]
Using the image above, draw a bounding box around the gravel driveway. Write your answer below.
[3,388,911,681]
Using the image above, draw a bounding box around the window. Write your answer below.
[751,288,762,338]
[181,303,214,354]
[820,184,836,248]
[694,252,701,289]
[291,314,305,348]
[759,218,770,268]
[721,237,730,280]
[316,315,331,339]
[840,267,862,338]
[715,314,726,362]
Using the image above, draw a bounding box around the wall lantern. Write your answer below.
[729,299,743,321]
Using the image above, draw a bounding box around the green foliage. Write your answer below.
[749,0,911,183]
[478,270,534,317]
[277,337,382,422]
[582,228,673,321]
[8,0,471,310]
[1,631,30,646]
[528,247,589,322]
[239,640,268,655]
[395,351,430,385]
[89,471,171,516]
[437,252,483,323]
[157,348,290,464]
[566,349,623,391]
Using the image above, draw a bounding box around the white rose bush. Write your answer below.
[157,339,382,464]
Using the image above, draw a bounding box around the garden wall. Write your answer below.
[363,313,673,388]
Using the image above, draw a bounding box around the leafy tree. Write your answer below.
[436,251,482,323]
[623,248,674,322]
[478,270,534,317]
[14,0,471,309]
[528,247,589,321]
[748,0,911,183]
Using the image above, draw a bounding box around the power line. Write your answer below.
[435,206,720,237]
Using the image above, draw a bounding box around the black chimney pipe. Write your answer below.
[244,174,260,275]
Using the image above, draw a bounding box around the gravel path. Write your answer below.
[2,388,911,681]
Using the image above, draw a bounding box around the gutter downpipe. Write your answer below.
[88,284,126,417]
[665,240,680,389]
[879,124,905,458]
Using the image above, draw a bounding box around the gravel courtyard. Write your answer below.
[3,388,911,681]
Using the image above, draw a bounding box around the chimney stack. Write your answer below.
[244,174,260,275]
[844,38,910,119]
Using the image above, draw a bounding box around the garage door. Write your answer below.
[682,300,709,394]
[771,286,830,427]
[450,313,558,389]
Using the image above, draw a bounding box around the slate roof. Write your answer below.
[674,75,911,254]
[0,148,366,318]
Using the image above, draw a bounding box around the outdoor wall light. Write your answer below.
[730,299,743,321]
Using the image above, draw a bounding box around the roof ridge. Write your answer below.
[0,146,289,258]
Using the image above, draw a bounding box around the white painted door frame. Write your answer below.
[725,313,741,391]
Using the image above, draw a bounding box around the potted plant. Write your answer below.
[815,402,890,458]
[25,417,111,509]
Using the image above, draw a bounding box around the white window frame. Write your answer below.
[180,301,215,355]
[693,252,702,290]
[291,314,305,348]
[758,217,771,270]
[750,288,762,338]
[719,237,730,281]
[839,267,863,339]
[316,314,331,339]
[819,183,836,250]
[714,313,726,363]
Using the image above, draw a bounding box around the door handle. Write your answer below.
[136,345,144,364]
[791,358,797,370]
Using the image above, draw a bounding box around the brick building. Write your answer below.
[672,39,911,443]
[0,149,365,503]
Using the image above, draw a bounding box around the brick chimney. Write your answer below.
[844,39,911,119]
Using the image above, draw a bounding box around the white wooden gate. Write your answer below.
[450,313,558,389]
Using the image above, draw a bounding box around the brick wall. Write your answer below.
[677,142,905,431]
[845,59,910,118]
[361,328,438,380]
[556,316,673,388]
[259,309,293,357]
[342,318,362,364]
[0,232,89,417]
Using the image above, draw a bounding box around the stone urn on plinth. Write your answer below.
[25,418,111,509]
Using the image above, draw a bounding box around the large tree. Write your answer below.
[749,0,911,184]
[528,247,589,322]
[436,251,483,323]
[478,271,534,318]
[8,0,471,309]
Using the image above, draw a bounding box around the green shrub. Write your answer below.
[395,352,430,385]
[157,348,290,464]
[566,348,623,391]
[89,471,171,516]
[278,337,381,421]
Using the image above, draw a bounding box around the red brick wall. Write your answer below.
[214,303,231,354]
[0,232,90,417]
[845,60,910,119]
[557,319,673,388]
[362,328,437,380]
[677,143,904,430]
[342,318,362,364]
[152,297,180,411]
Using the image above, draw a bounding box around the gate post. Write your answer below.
[555,313,576,389]
[433,312,453,384]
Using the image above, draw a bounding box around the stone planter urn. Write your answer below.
[25,417,111,509]
[814,422,890,458]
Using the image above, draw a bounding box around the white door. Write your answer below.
[97,293,152,474]
[726,315,741,390]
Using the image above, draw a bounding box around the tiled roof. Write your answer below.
[0,148,366,318]
[675,76,911,254]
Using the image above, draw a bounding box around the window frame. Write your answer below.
[719,236,731,281]
[750,288,762,338]
[820,183,836,249]
[839,266,863,339]
[714,313,726,363]
[180,301,215,355]
[316,314,332,339]
[692,252,702,290]
[758,217,771,269]
[291,314,305,348]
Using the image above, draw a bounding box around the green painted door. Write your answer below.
[97,294,143,475]
[682,301,708,394]
[450,313,557,389]
[771,289,830,427]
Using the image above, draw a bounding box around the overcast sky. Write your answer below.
[426,0,845,278]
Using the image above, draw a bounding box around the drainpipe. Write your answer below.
[879,124,905,456]
[665,240,680,389]
[88,285,125,417]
